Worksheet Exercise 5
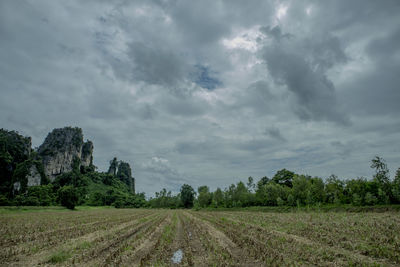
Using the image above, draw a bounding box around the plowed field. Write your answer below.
[1,209,399,266]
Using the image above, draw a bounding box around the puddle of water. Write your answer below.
[171,249,183,264]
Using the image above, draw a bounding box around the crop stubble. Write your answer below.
[0,208,399,266]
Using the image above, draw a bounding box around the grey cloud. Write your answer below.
[128,42,187,86]
[2,0,400,197]
[232,80,278,116]
[137,157,192,194]
[160,93,209,117]
[138,104,158,120]
[236,138,275,152]
[167,1,231,45]
[340,27,400,117]
[330,141,353,158]
[260,25,292,42]
[367,28,400,62]
[265,127,286,142]
[260,26,350,124]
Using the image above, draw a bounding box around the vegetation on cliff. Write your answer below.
[0,127,141,209]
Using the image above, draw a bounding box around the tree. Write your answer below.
[257,176,270,189]
[247,177,255,192]
[308,177,325,204]
[197,186,212,208]
[371,156,392,200]
[180,184,195,208]
[292,175,310,205]
[233,181,251,207]
[392,168,400,203]
[58,185,79,210]
[325,175,345,204]
[261,183,282,206]
[272,169,295,187]
[212,188,224,207]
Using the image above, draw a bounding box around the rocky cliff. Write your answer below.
[107,158,135,194]
[38,127,93,181]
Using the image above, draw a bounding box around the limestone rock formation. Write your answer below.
[38,127,93,181]
[117,161,135,194]
[107,158,135,194]
[81,141,94,167]
[12,164,41,193]
[11,159,47,193]
[27,164,41,186]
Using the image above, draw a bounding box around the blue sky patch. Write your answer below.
[192,65,222,91]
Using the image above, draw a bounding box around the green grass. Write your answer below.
[161,212,177,245]
[75,241,93,250]
[47,250,71,264]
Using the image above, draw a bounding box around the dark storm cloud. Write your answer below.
[340,27,400,116]
[1,0,400,196]
[128,42,187,86]
[259,25,350,124]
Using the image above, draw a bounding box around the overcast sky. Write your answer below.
[1,0,400,196]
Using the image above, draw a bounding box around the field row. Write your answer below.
[0,209,399,266]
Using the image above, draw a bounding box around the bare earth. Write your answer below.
[1,208,399,266]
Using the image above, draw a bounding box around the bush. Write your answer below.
[113,199,125,208]
[27,185,55,206]
[0,194,10,205]
[277,197,285,206]
[364,192,377,206]
[58,186,79,210]
[23,196,40,206]
[352,193,362,206]
[87,192,106,206]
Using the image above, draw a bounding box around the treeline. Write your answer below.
[149,157,400,209]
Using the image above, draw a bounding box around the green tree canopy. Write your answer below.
[58,185,79,210]
[272,169,295,187]
[197,185,212,207]
[180,184,195,208]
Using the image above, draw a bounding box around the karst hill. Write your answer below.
[0,127,141,207]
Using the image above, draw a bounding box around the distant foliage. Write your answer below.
[58,186,79,210]
[149,157,400,210]
[148,188,182,209]
[180,184,195,208]
[197,186,212,208]
[0,129,31,195]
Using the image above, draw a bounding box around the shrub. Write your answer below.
[352,193,362,206]
[23,196,40,206]
[47,250,70,263]
[277,197,285,206]
[364,192,378,206]
[58,186,79,210]
[0,194,10,205]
